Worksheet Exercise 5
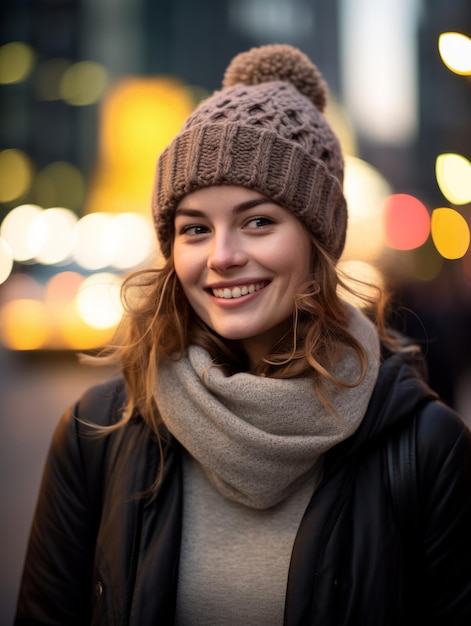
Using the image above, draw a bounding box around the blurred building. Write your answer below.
[1,0,470,401]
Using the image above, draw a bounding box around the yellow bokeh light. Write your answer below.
[43,273,115,349]
[438,32,471,75]
[0,149,34,203]
[59,300,116,349]
[0,299,51,350]
[431,207,470,259]
[76,272,123,329]
[100,78,194,167]
[0,238,14,285]
[60,61,108,106]
[435,153,471,205]
[342,156,391,262]
[34,161,85,210]
[86,77,194,214]
[0,204,43,262]
[0,42,36,84]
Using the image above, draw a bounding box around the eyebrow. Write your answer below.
[175,197,272,218]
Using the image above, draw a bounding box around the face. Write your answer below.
[173,185,312,367]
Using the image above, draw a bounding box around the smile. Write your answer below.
[211,281,268,299]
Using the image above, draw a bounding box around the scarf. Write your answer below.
[154,304,380,509]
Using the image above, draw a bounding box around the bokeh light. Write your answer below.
[31,207,78,265]
[384,194,430,250]
[0,41,36,84]
[33,161,85,210]
[59,301,117,349]
[108,213,155,269]
[342,156,391,262]
[0,299,51,350]
[76,272,123,329]
[0,238,14,285]
[431,207,470,259]
[101,77,193,167]
[43,271,116,349]
[72,212,114,269]
[435,153,471,205]
[438,32,471,75]
[0,204,43,262]
[0,149,34,203]
[44,271,85,304]
[60,61,108,106]
[86,77,195,214]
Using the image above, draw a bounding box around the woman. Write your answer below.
[15,44,471,625]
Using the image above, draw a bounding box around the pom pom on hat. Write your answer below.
[222,44,328,112]
[153,44,347,261]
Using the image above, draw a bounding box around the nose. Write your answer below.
[207,231,248,272]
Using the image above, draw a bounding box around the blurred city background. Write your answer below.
[1,0,470,622]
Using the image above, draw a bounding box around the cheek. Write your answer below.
[277,235,312,282]
[174,260,207,313]
[173,249,196,287]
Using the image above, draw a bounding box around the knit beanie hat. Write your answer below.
[153,44,347,260]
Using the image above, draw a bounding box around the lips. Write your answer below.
[210,281,268,299]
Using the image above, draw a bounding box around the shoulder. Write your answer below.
[74,376,128,427]
[46,377,129,471]
[416,400,471,458]
[47,377,130,478]
[415,399,471,490]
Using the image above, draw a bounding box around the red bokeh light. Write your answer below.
[384,194,430,250]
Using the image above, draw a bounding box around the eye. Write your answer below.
[179,224,210,236]
[244,216,276,229]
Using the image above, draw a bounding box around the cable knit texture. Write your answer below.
[154,304,380,509]
[153,44,347,260]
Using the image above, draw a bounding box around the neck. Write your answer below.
[241,320,293,371]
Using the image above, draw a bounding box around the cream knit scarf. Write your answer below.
[154,304,380,509]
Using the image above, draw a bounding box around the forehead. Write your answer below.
[175,185,266,211]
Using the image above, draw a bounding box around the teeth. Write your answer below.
[212,282,266,299]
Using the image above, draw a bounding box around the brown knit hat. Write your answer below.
[153,44,347,260]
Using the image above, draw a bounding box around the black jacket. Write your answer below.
[15,348,471,625]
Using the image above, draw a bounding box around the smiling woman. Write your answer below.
[173,186,312,367]
[15,44,471,626]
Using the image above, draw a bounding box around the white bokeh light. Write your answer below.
[0,204,43,261]
[72,213,115,270]
[0,237,14,284]
[31,207,78,265]
[108,212,155,269]
[76,272,123,329]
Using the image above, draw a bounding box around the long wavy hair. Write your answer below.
[86,231,392,438]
